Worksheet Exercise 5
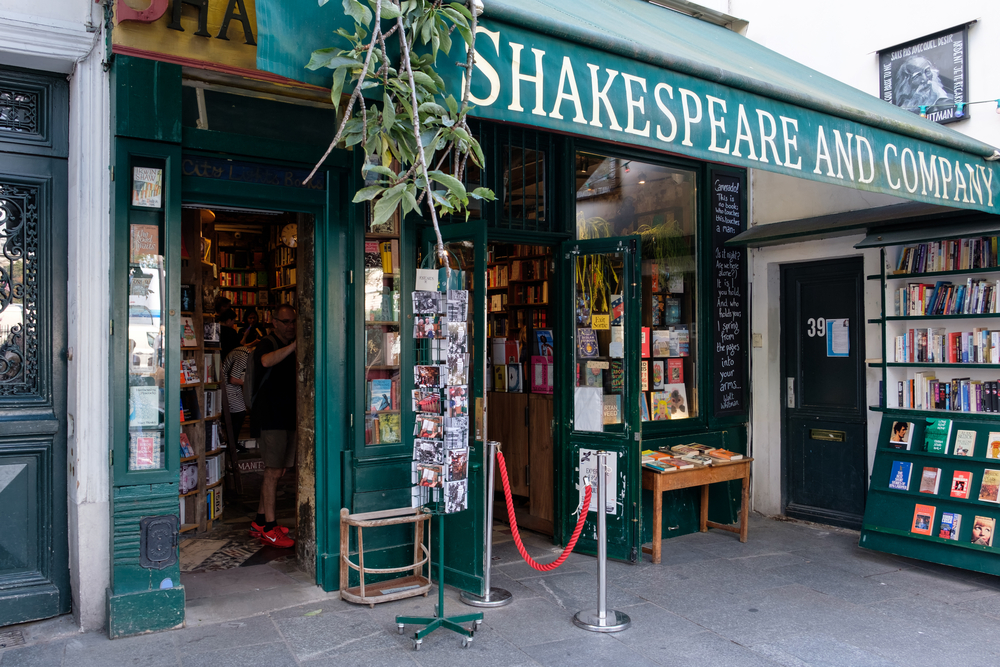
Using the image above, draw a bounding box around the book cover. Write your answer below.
[640,360,649,391]
[610,294,624,325]
[979,469,1000,503]
[924,418,952,454]
[203,322,221,344]
[651,295,665,326]
[972,515,996,546]
[667,358,683,384]
[129,433,162,471]
[180,317,198,347]
[988,432,1000,459]
[911,504,936,536]
[888,421,914,450]
[530,356,554,394]
[639,393,650,422]
[652,361,665,390]
[602,395,622,425]
[951,470,972,499]
[378,413,401,443]
[534,329,554,357]
[128,386,159,429]
[641,327,650,358]
[577,328,599,358]
[663,297,681,325]
[919,467,941,494]
[954,429,976,457]
[584,365,603,388]
[506,364,523,393]
[939,512,961,540]
[369,379,393,412]
[179,433,194,458]
[493,364,507,392]
[609,360,624,393]
[651,330,670,357]
[662,383,689,419]
[651,391,669,420]
[888,461,913,490]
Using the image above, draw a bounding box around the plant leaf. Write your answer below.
[362,164,397,178]
[428,170,467,200]
[352,185,385,202]
[372,183,407,226]
[382,92,396,129]
[343,0,372,25]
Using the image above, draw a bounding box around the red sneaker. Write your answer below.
[258,526,295,549]
[250,521,290,537]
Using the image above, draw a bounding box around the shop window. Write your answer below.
[575,152,699,421]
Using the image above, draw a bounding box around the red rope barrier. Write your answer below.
[496,450,591,572]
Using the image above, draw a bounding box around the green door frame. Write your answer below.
[179,157,351,592]
[557,236,642,562]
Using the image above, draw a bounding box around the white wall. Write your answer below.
[0,1,111,632]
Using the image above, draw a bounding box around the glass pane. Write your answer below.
[573,251,626,432]
[503,143,546,223]
[0,205,26,385]
[576,153,698,421]
[128,223,167,470]
[363,236,401,445]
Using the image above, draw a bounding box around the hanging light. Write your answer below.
[919,106,927,118]
[624,163,631,174]
[638,172,647,185]
[955,103,966,118]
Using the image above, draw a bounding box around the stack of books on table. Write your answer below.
[648,443,746,466]
[641,450,695,472]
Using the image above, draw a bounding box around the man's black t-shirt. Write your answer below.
[251,335,297,431]
[220,326,240,362]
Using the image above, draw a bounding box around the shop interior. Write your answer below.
[176,206,308,578]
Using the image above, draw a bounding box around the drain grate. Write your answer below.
[0,629,25,649]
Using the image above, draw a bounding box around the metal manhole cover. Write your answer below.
[0,629,25,648]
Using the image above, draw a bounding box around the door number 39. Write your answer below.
[806,318,826,337]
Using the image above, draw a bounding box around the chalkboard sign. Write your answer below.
[711,171,748,417]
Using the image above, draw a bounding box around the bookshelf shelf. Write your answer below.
[366,365,399,371]
[206,448,225,458]
[207,479,224,491]
[180,418,203,426]
[180,382,202,388]
[366,410,401,415]
[272,284,297,291]
[884,266,1000,280]
[180,523,199,533]
[364,321,399,326]
[886,314,1000,321]
[887,363,1000,369]
[180,455,198,463]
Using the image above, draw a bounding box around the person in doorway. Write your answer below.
[240,309,267,345]
[250,305,298,548]
[214,295,232,314]
[218,308,241,361]
[222,339,257,454]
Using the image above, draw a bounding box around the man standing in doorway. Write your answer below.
[250,304,297,549]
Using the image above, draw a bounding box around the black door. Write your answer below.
[781,258,866,529]
[0,68,70,625]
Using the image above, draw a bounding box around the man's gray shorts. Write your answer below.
[259,429,296,469]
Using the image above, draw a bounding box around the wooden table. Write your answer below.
[641,458,752,564]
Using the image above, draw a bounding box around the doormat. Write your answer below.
[0,630,25,649]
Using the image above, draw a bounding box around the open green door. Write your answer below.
[558,237,642,562]
[421,220,487,594]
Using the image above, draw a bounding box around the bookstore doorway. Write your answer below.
[177,204,317,594]
[781,258,867,529]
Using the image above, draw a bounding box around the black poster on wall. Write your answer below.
[711,171,748,417]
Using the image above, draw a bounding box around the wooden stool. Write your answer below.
[339,507,433,607]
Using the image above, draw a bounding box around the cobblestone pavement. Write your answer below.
[3,516,1000,666]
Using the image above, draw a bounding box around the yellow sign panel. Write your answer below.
[112,0,260,78]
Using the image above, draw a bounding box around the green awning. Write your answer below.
[256,0,1000,214]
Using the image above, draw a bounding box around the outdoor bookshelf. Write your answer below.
[861,235,1000,573]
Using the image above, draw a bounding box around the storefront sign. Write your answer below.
[181,155,326,190]
[113,0,260,77]
[447,21,997,214]
[878,26,969,124]
[711,171,747,417]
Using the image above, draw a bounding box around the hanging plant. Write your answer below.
[305,0,496,265]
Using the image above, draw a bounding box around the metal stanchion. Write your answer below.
[461,440,513,608]
[573,451,630,633]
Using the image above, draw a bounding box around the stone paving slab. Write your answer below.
[5,516,1000,666]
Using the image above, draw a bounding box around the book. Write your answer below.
[639,393,650,421]
[911,504,936,536]
[506,364,523,393]
[708,449,744,461]
[129,433,162,471]
[610,294,624,325]
[129,386,159,428]
[379,413,401,443]
[950,470,972,499]
[888,421,914,450]
[179,433,194,458]
[369,379,393,412]
[979,469,1000,503]
[662,383,689,419]
[203,322,221,345]
[918,467,941,494]
[923,418,952,454]
[577,328,599,357]
[651,330,670,357]
[666,358,683,384]
[663,297,681,325]
[640,360,649,391]
[534,329,554,357]
[530,356,553,393]
[972,515,996,546]
[493,365,507,392]
[651,391,669,420]
[602,395,622,425]
[888,461,913,490]
[939,512,961,540]
[954,429,976,457]
[180,317,198,347]
[584,365,602,387]
[987,432,1000,459]
[641,327,650,358]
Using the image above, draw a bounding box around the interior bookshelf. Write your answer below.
[270,225,297,315]
[873,235,1000,414]
[218,246,270,325]
[362,209,401,446]
[861,413,1000,576]
[179,209,226,533]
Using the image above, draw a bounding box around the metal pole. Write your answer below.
[461,440,512,607]
[574,451,630,632]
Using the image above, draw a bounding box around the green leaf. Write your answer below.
[448,2,472,21]
[418,102,447,116]
[437,19,452,56]
[410,71,436,89]
[382,92,396,129]
[306,48,351,71]
[444,94,458,114]
[372,183,407,227]
[402,187,419,216]
[362,164,397,178]
[472,187,497,201]
[352,185,385,203]
[372,0,401,19]
[428,170,467,200]
[330,66,347,115]
[343,0,372,25]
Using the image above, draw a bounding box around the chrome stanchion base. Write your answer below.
[460,587,513,608]
[573,609,631,633]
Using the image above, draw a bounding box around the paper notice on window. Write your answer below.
[827,318,849,357]
[574,387,604,432]
[579,448,618,515]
